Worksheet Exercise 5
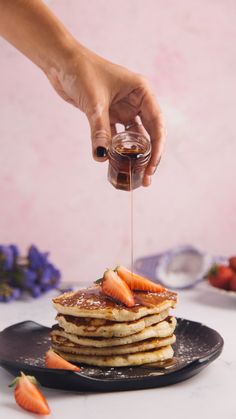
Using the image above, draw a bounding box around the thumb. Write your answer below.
[87,105,111,162]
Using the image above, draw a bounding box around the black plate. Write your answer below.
[0,319,223,392]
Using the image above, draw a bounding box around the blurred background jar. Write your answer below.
[108,132,151,191]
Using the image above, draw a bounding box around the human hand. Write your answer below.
[46,45,166,187]
[0,0,165,186]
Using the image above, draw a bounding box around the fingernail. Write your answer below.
[96,146,107,158]
[150,166,157,175]
[143,176,151,187]
[150,156,162,174]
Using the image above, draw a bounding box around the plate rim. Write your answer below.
[0,318,224,390]
[206,280,236,299]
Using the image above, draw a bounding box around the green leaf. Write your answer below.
[94,277,103,284]
[8,376,19,388]
[8,372,39,388]
[204,264,218,279]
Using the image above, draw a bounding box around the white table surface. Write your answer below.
[0,283,235,419]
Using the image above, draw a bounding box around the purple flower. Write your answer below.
[40,266,52,286]
[30,285,41,298]
[0,283,21,302]
[0,243,62,302]
[47,263,61,284]
[38,264,61,294]
[22,268,37,288]
[11,287,21,300]
[9,244,20,264]
[41,284,55,292]
[0,245,14,271]
[28,245,49,270]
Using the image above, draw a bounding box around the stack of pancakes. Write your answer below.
[51,286,177,367]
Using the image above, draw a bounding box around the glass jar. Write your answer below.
[108,131,151,191]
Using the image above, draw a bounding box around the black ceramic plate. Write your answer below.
[0,318,223,392]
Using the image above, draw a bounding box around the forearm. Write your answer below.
[0,0,78,73]
[0,0,165,177]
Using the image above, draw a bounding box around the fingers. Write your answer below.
[110,123,118,137]
[86,105,111,162]
[124,116,146,135]
[139,91,166,185]
[142,175,152,187]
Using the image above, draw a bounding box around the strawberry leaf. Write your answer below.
[205,264,218,279]
[94,277,103,285]
[9,373,39,388]
[8,376,20,388]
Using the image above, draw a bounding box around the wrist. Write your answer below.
[42,32,79,74]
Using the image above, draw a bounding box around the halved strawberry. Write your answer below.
[116,265,166,293]
[102,269,135,307]
[9,372,50,415]
[45,348,80,371]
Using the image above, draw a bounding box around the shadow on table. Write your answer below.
[190,285,236,311]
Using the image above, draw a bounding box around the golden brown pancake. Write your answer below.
[50,317,177,347]
[53,345,174,367]
[55,309,170,338]
[51,334,176,356]
[52,286,177,322]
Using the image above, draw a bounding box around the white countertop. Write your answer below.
[0,283,235,419]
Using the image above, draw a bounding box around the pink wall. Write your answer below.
[0,0,235,284]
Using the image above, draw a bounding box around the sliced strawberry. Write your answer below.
[116,265,166,293]
[9,372,50,415]
[45,348,80,371]
[102,269,135,307]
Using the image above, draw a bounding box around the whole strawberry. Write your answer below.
[229,256,236,272]
[229,274,236,292]
[207,264,233,290]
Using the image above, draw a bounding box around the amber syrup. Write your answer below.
[108,144,146,191]
[129,157,134,277]
[108,136,151,276]
[141,358,178,370]
[117,146,143,277]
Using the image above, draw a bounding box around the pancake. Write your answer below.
[51,334,176,356]
[52,286,177,322]
[56,309,170,338]
[50,317,177,348]
[53,345,174,367]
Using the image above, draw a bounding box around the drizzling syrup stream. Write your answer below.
[129,158,134,277]
[108,141,147,276]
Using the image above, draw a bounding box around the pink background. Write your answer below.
[0,0,235,284]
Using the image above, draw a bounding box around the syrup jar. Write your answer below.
[107,131,151,191]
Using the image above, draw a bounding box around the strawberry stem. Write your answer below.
[9,372,39,388]
[205,264,218,278]
[94,277,103,284]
